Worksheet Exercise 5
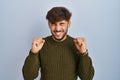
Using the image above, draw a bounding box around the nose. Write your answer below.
[55,24,61,31]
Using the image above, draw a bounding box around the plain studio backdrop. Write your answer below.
[0,0,120,80]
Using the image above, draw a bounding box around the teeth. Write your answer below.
[56,32,60,34]
[55,32,61,36]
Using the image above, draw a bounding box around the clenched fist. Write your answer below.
[74,38,87,55]
[31,38,45,54]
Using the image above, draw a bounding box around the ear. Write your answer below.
[68,20,71,28]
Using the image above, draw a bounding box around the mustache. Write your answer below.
[53,30,64,32]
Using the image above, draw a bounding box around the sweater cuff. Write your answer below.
[29,50,39,55]
[78,50,90,60]
[79,51,92,67]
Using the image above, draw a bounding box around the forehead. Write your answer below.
[58,20,68,23]
[50,20,69,24]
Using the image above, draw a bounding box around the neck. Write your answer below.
[52,35,67,42]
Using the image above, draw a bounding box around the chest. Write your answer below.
[39,43,78,69]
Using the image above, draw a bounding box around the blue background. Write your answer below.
[0,0,120,80]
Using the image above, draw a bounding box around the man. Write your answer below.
[22,7,94,80]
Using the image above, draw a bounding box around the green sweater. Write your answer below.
[22,35,94,80]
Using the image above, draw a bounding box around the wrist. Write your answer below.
[80,49,88,56]
[31,49,39,54]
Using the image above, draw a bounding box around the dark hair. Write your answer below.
[46,7,72,24]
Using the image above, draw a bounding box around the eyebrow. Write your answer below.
[60,22,65,24]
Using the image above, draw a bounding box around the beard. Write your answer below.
[52,29,68,42]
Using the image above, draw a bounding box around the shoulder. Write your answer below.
[43,36,52,42]
[67,35,75,43]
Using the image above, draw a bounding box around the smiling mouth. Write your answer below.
[55,32,62,36]
[54,30,64,36]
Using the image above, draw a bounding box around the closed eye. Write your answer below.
[60,23,65,26]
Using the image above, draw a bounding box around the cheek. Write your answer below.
[49,27,54,31]
[64,26,69,31]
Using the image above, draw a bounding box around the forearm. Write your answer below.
[22,50,40,80]
[77,53,94,80]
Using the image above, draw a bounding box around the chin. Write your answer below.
[52,32,67,41]
[53,35,66,41]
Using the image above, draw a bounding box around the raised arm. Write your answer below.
[74,38,94,80]
[22,38,45,80]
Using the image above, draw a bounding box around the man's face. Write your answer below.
[48,20,71,42]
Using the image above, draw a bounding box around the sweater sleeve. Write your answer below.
[77,52,94,80]
[22,50,40,80]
